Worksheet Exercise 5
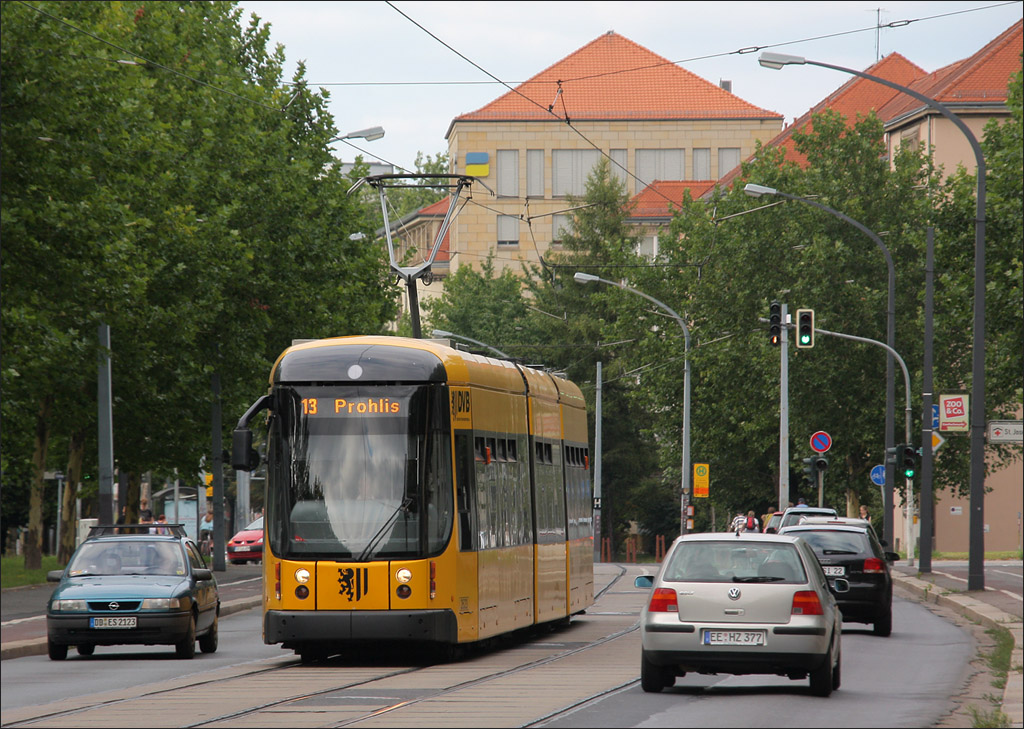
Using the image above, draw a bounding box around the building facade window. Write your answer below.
[497,215,519,246]
[497,150,519,197]
[552,213,573,245]
[718,147,741,177]
[552,149,601,197]
[636,234,658,259]
[609,149,627,187]
[527,150,544,198]
[636,149,685,193]
[692,148,711,180]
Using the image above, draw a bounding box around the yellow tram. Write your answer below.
[232,335,593,661]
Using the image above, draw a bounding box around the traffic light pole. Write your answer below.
[816,326,915,565]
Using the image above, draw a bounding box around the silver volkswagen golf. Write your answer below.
[635,532,847,696]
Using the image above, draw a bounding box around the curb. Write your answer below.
[892,572,1023,728]
[0,595,262,662]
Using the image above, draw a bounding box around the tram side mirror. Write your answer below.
[232,429,260,471]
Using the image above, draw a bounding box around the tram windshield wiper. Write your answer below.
[356,497,413,562]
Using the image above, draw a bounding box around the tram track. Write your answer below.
[3,564,642,729]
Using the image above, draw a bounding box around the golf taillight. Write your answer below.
[648,587,679,612]
[863,557,885,573]
[791,590,824,615]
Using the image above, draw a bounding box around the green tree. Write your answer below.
[630,110,938,531]
[1,1,396,567]
[523,158,665,554]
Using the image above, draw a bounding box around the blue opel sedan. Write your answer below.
[46,525,219,660]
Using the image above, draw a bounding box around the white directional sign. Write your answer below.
[987,420,1023,443]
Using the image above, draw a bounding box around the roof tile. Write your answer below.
[629,181,716,219]
[455,32,782,122]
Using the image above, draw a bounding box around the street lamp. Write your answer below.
[573,272,692,536]
[431,329,511,360]
[744,183,898,547]
[329,126,386,144]
[758,51,987,589]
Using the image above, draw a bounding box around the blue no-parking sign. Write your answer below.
[810,431,832,453]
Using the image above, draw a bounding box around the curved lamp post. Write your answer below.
[759,51,987,589]
[573,272,692,536]
[744,183,898,547]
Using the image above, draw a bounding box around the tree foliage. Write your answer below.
[1,1,397,566]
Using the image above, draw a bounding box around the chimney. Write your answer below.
[720,79,732,93]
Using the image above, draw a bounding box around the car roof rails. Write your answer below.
[87,524,188,538]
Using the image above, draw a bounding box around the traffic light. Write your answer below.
[813,454,829,472]
[802,457,815,480]
[899,444,918,479]
[796,308,815,348]
[769,301,782,346]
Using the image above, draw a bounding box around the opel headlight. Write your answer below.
[141,597,183,609]
[52,599,87,612]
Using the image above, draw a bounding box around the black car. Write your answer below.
[46,524,219,660]
[779,523,898,636]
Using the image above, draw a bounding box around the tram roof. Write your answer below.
[270,336,581,404]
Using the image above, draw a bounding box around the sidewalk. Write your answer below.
[890,565,1022,728]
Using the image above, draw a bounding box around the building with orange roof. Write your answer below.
[714,20,1021,193]
[714,52,928,191]
[443,31,783,277]
[882,19,1022,180]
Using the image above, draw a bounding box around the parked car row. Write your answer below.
[635,507,897,696]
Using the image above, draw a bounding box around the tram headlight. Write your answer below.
[295,585,310,599]
[396,584,412,599]
[395,568,412,584]
[294,568,311,584]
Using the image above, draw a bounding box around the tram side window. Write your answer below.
[456,434,477,551]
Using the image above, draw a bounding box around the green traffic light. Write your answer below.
[904,468,916,478]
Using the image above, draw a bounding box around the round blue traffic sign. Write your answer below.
[870,464,886,486]
[810,431,832,453]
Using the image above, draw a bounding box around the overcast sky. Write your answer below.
[237,1,1023,172]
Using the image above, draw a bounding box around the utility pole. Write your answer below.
[594,361,602,563]
[779,304,790,510]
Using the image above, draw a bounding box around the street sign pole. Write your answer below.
[920,228,935,572]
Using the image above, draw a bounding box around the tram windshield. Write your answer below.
[266,384,453,560]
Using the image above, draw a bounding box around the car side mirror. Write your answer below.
[830,577,850,594]
[193,568,213,581]
[634,575,654,589]
[884,551,900,563]
[47,570,64,582]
